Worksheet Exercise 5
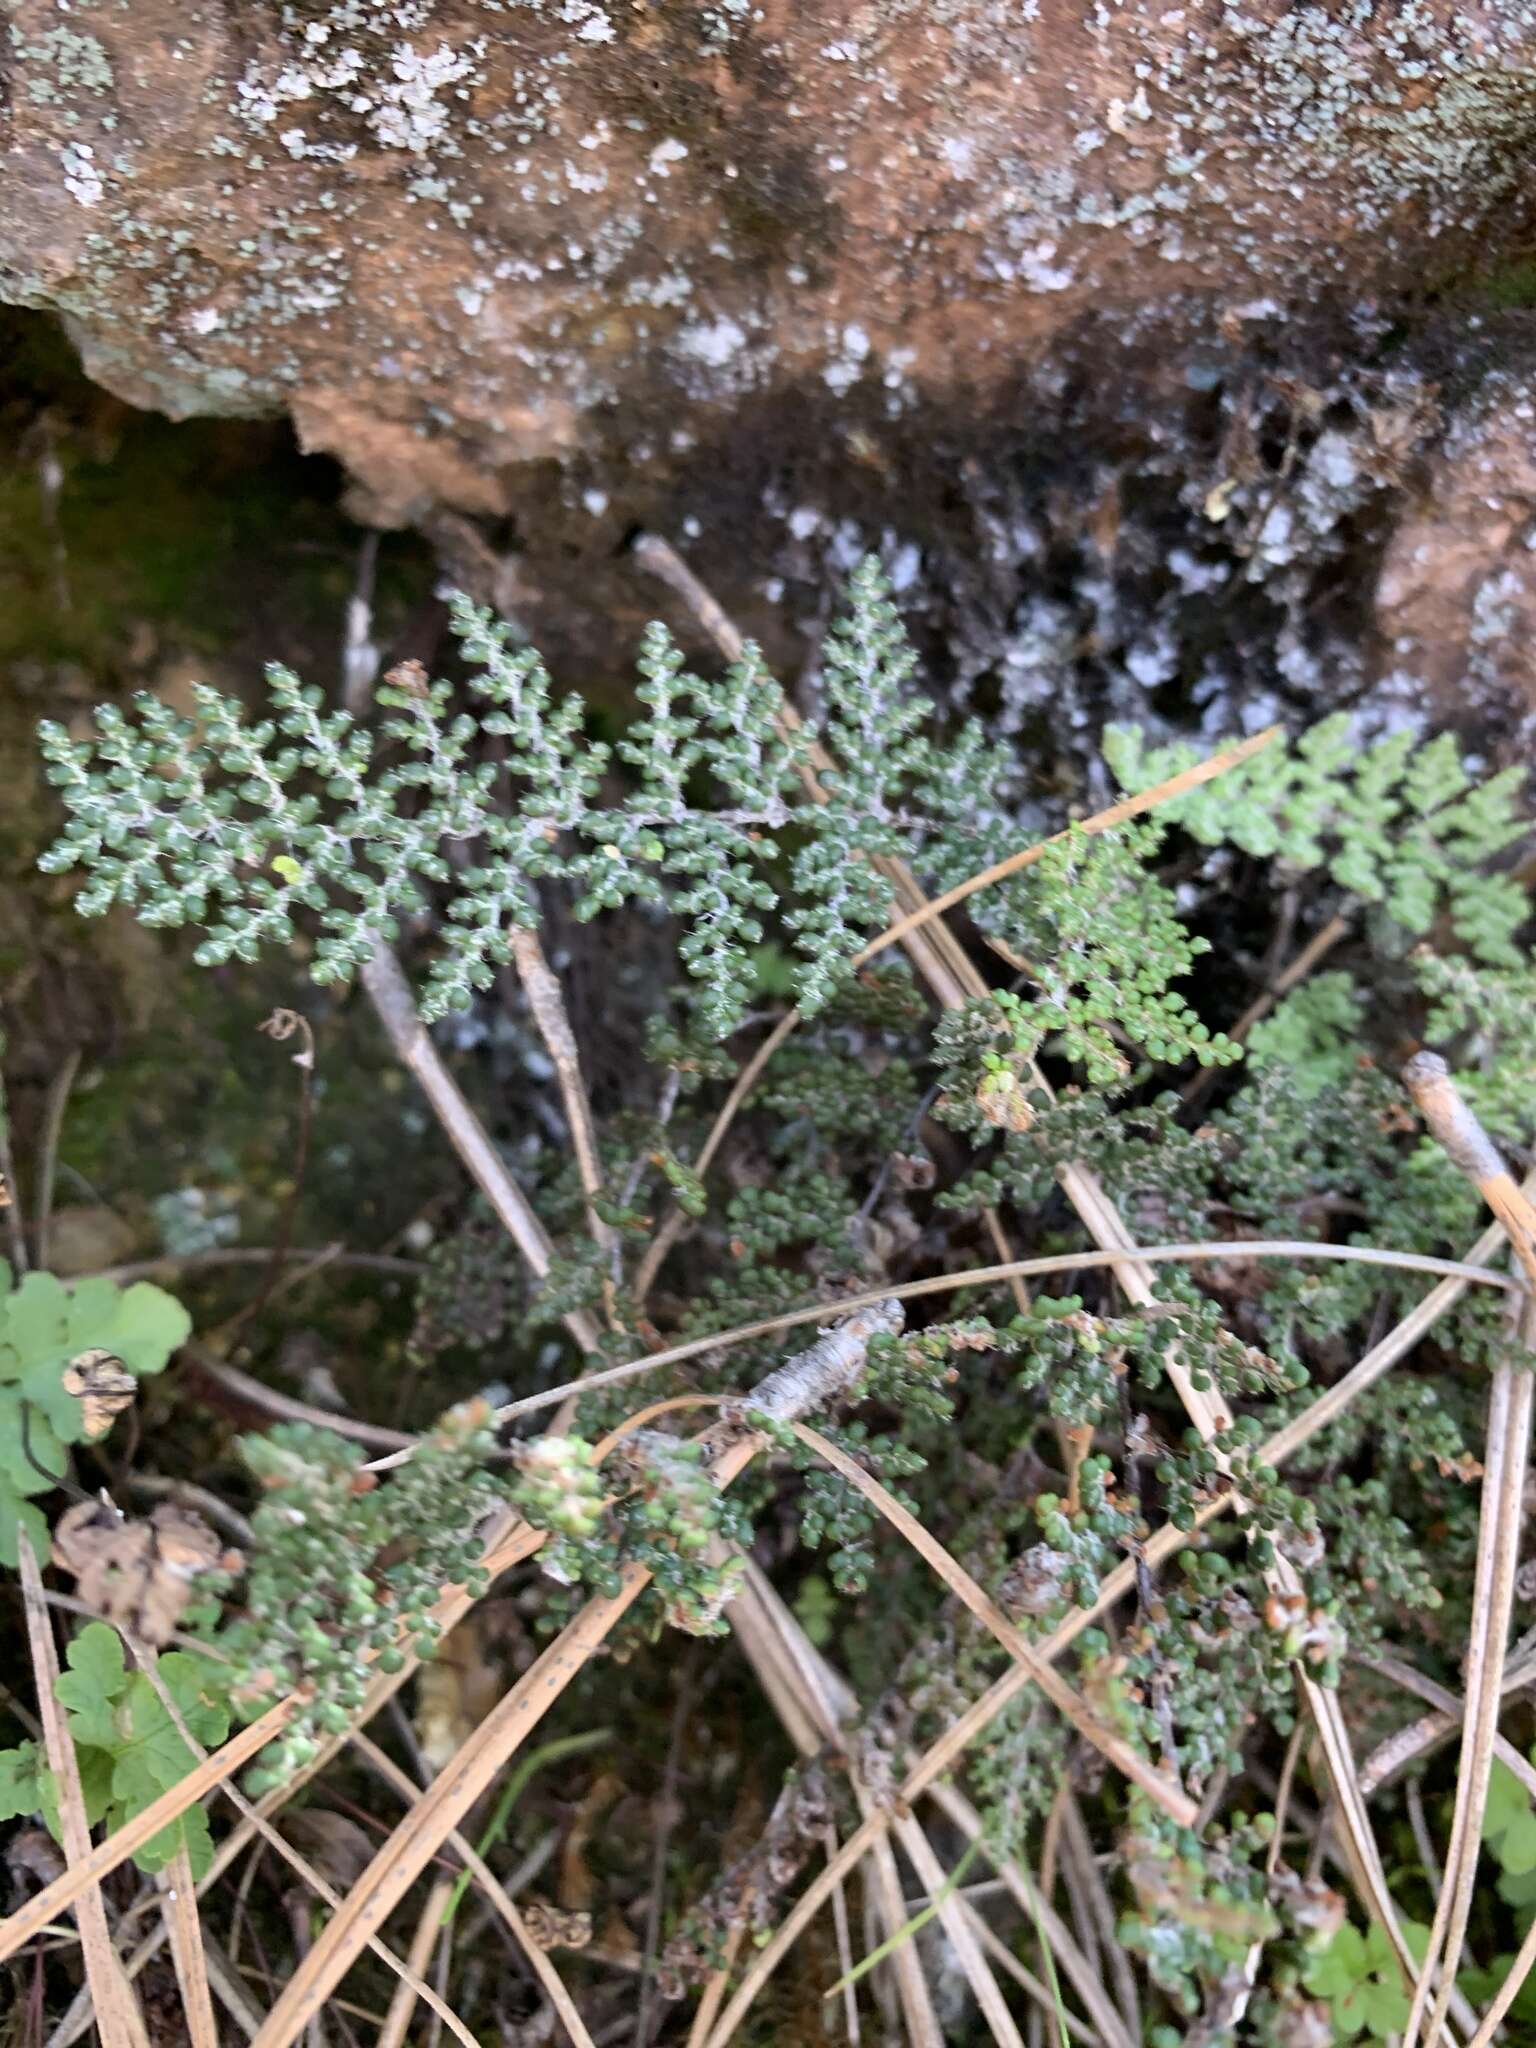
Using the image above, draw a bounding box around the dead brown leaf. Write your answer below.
[51,1500,240,1646]
[520,1900,593,1952]
[415,1614,503,1773]
[62,1350,137,1442]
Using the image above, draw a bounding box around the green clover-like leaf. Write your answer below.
[0,1741,44,1822]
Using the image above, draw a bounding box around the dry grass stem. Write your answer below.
[895,1819,1026,2047]
[1398,1059,1536,2048]
[1360,1648,1536,1803]
[508,927,618,1276]
[791,1420,1195,1823]
[358,943,602,1358]
[159,1845,221,2048]
[377,1877,455,2048]
[18,1540,150,2048]
[488,1237,1522,1438]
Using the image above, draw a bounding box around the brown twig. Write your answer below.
[0,1024,29,1276]
[34,1046,81,1275]
[187,1346,417,1450]
[1399,1052,1536,2048]
[18,1541,149,2048]
[508,927,619,1289]
[358,943,603,1361]
[1404,1052,1536,1289]
[92,1247,424,1285]
[466,1237,1524,1445]
[1358,1649,1536,1805]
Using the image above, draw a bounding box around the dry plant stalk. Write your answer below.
[697,1176,1528,2042]
[18,1540,150,2048]
[790,1419,1196,1822]
[159,1844,220,2048]
[1399,1052,1536,2048]
[1361,1650,1536,1803]
[508,926,618,1279]
[246,1304,905,2048]
[358,943,602,1359]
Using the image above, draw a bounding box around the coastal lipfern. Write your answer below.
[36,567,987,1035]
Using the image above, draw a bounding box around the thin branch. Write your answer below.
[1400,1056,1536,2048]
[0,1022,29,1275]
[632,1010,796,1307]
[1358,1649,1536,1805]
[18,1541,149,2048]
[461,1238,1525,1448]
[895,1826,1024,2048]
[358,943,603,1359]
[34,1046,81,1274]
[187,1347,416,1451]
[91,1247,424,1285]
[508,927,618,1279]
[378,1877,454,2048]
[1060,1792,1139,2040]
[724,1564,941,2043]
[1467,1889,1536,2045]
[1404,1052,1536,1290]
[924,1783,1137,2048]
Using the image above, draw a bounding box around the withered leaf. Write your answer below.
[51,1499,241,1646]
[521,1899,593,1952]
[62,1349,137,1441]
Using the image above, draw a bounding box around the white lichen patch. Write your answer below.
[372,43,475,153]
[231,7,482,170]
[60,142,104,208]
[17,26,114,102]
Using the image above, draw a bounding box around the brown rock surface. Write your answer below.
[4,1,1536,692]
[1376,371,1536,711]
